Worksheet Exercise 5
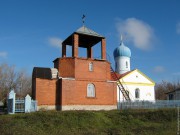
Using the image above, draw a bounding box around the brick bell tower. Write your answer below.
[33,24,117,111]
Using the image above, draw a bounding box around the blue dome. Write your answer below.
[113,42,131,58]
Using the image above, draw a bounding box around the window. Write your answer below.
[169,94,174,100]
[89,62,93,71]
[126,61,128,68]
[135,88,140,99]
[87,83,95,97]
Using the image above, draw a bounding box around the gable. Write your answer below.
[119,69,155,86]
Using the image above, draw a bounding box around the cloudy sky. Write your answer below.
[0,0,180,83]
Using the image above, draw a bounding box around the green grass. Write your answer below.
[0,109,177,135]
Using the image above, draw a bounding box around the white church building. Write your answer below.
[113,40,155,102]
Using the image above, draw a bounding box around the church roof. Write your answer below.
[32,67,58,79]
[33,67,52,79]
[76,26,104,38]
[111,69,155,85]
[113,42,131,58]
[62,25,104,48]
[111,70,134,81]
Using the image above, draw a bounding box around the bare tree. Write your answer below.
[15,70,32,97]
[155,80,180,100]
[0,63,16,101]
[0,63,31,103]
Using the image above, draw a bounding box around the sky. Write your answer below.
[0,0,180,83]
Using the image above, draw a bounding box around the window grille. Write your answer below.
[87,83,95,97]
[89,62,93,71]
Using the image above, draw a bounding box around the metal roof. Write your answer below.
[32,67,58,79]
[165,88,180,94]
[76,26,104,38]
[62,26,105,47]
[113,42,131,58]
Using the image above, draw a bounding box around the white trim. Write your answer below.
[37,105,57,111]
[37,105,117,111]
[61,105,117,110]
[59,77,75,80]
[107,80,116,83]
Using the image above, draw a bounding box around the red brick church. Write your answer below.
[32,25,117,110]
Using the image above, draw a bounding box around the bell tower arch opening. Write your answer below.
[61,26,106,60]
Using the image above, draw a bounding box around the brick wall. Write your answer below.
[33,78,116,107]
[54,58,112,80]
[34,57,116,109]
[101,38,106,60]
[54,58,75,78]
[75,58,108,81]
[34,78,58,105]
[73,34,79,57]
[61,79,117,106]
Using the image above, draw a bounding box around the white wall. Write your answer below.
[117,85,155,102]
[121,70,152,84]
[115,56,130,74]
[117,69,155,102]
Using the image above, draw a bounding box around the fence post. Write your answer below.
[25,94,31,113]
[8,90,16,114]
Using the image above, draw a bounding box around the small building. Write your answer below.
[0,101,4,107]
[113,40,155,102]
[166,88,180,100]
[116,69,155,102]
[32,25,117,111]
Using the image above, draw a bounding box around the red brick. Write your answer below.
[32,31,117,109]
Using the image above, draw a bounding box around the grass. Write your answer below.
[0,109,177,135]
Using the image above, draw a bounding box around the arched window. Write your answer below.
[126,61,128,68]
[135,88,140,99]
[89,62,93,71]
[87,83,95,97]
